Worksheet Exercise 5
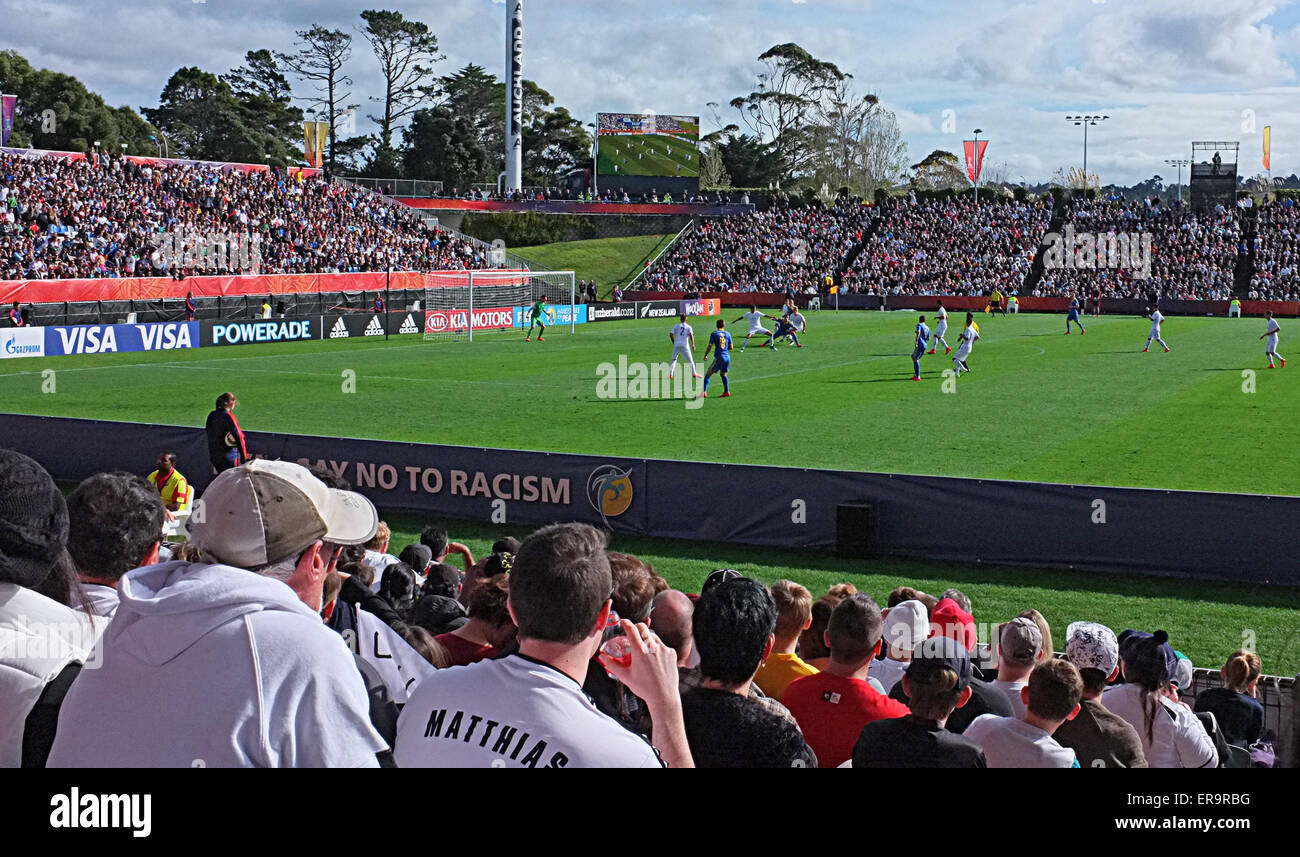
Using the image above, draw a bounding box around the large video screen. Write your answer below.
[596,113,700,178]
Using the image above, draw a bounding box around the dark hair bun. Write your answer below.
[1153,630,1169,645]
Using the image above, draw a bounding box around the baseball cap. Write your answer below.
[410,594,468,635]
[1171,650,1194,690]
[999,617,1042,666]
[0,449,69,588]
[1118,629,1178,685]
[906,635,973,692]
[701,568,744,594]
[930,597,978,653]
[189,460,378,568]
[1066,621,1119,675]
[423,562,463,598]
[398,543,434,575]
[882,599,927,653]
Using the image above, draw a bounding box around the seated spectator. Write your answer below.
[1053,622,1147,768]
[753,580,818,700]
[420,524,475,574]
[398,543,433,582]
[991,617,1042,717]
[1193,650,1264,747]
[584,552,662,735]
[0,450,102,768]
[1102,630,1218,768]
[65,472,165,620]
[1019,608,1054,664]
[393,623,451,669]
[394,523,691,767]
[964,659,1083,768]
[888,585,938,614]
[853,636,986,769]
[435,573,514,667]
[423,562,464,601]
[650,589,696,667]
[48,460,388,767]
[931,597,979,653]
[680,578,817,768]
[869,598,927,693]
[783,594,909,767]
[799,597,834,669]
[376,562,419,616]
[409,593,469,637]
[363,522,401,590]
[145,452,190,514]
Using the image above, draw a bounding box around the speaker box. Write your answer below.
[836,503,877,558]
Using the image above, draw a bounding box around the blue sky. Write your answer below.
[4,0,1300,184]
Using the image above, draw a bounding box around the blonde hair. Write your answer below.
[366,521,391,551]
[1223,650,1262,693]
[769,579,813,639]
[1019,609,1053,661]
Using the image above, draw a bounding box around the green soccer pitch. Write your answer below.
[597,133,699,178]
[3,309,1293,495]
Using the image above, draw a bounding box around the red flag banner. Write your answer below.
[963,140,988,184]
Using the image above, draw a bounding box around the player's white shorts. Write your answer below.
[1266,334,1279,351]
[1229,306,1241,317]
[748,326,771,337]
[954,346,972,362]
[934,321,948,338]
[1148,327,1162,339]
[671,343,694,361]
[1010,303,1019,314]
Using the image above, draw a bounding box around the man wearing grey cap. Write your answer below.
[48,460,390,768]
[991,616,1042,718]
[1053,622,1147,768]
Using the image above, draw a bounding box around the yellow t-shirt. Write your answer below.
[753,652,819,701]
[147,468,191,511]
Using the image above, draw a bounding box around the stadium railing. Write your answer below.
[337,175,444,198]
[626,219,695,290]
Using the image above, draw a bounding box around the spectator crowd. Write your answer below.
[0,447,1279,769]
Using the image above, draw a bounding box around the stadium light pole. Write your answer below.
[1164,158,1191,204]
[587,121,597,198]
[1065,114,1108,180]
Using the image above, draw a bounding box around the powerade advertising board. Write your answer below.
[44,322,199,356]
[202,318,318,347]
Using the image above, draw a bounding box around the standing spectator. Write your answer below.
[991,617,1042,718]
[1193,651,1265,747]
[145,452,190,514]
[0,451,102,768]
[753,579,818,700]
[1102,630,1218,768]
[362,522,401,590]
[853,636,986,769]
[1053,621,1147,768]
[680,578,817,768]
[48,460,388,767]
[65,472,165,621]
[205,392,248,474]
[185,291,197,322]
[435,573,514,666]
[8,301,22,327]
[394,523,692,768]
[260,296,272,319]
[964,659,1083,768]
[783,594,910,767]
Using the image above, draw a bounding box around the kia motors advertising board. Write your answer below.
[202,318,318,347]
[423,306,516,334]
[44,322,199,356]
[2,327,45,359]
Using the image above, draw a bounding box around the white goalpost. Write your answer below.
[421,270,577,342]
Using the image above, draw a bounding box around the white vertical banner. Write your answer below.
[505,0,524,192]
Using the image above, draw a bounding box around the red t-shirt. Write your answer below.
[435,632,498,667]
[782,671,911,768]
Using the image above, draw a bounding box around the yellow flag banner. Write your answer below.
[304,121,318,168]
[1263,125,1271,171]
[315,122,328,168]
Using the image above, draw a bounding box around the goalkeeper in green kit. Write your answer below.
[526,296,548,342]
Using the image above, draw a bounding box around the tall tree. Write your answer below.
[143,67,252,161]
[718,134,782,188]
[402,105,491,190]
[910,150,967,191]
[358,9,442,151]
[221,50,304,166]
[276,25,355,169]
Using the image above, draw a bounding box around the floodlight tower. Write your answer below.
[505,0,524,193]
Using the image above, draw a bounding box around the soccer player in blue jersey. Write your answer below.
[1065,293,1086,334]
[700,319,733,398]
[911,315,930,381]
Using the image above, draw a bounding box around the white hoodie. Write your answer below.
[47,561,387,768]
[0,584,103,768]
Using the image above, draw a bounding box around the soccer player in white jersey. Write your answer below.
[735,306,774,352]
[1260,310,1285,369]
[928,300,951,355]
[953,312,980,376]
[1143,307,1170,352]
[668,314,701,379]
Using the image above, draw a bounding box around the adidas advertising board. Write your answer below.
[321,313,425,339]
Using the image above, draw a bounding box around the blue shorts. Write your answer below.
[912,345,926,361]
[709,354,730,374]
[1067,310,1080,321]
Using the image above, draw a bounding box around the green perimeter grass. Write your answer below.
[384,515,1300,676]
[5,310,1295,495]
[512,234,672,292]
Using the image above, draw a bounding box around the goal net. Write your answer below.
[421,270,577,341]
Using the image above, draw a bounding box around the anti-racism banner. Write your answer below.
[202,317,319,347]
[963,139,988,184]
[43,322,199,356]
[0,95,15,147]
[424,306,516,334]
[1,326,44,359]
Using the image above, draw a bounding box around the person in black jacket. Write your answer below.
[205,392,248,474]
